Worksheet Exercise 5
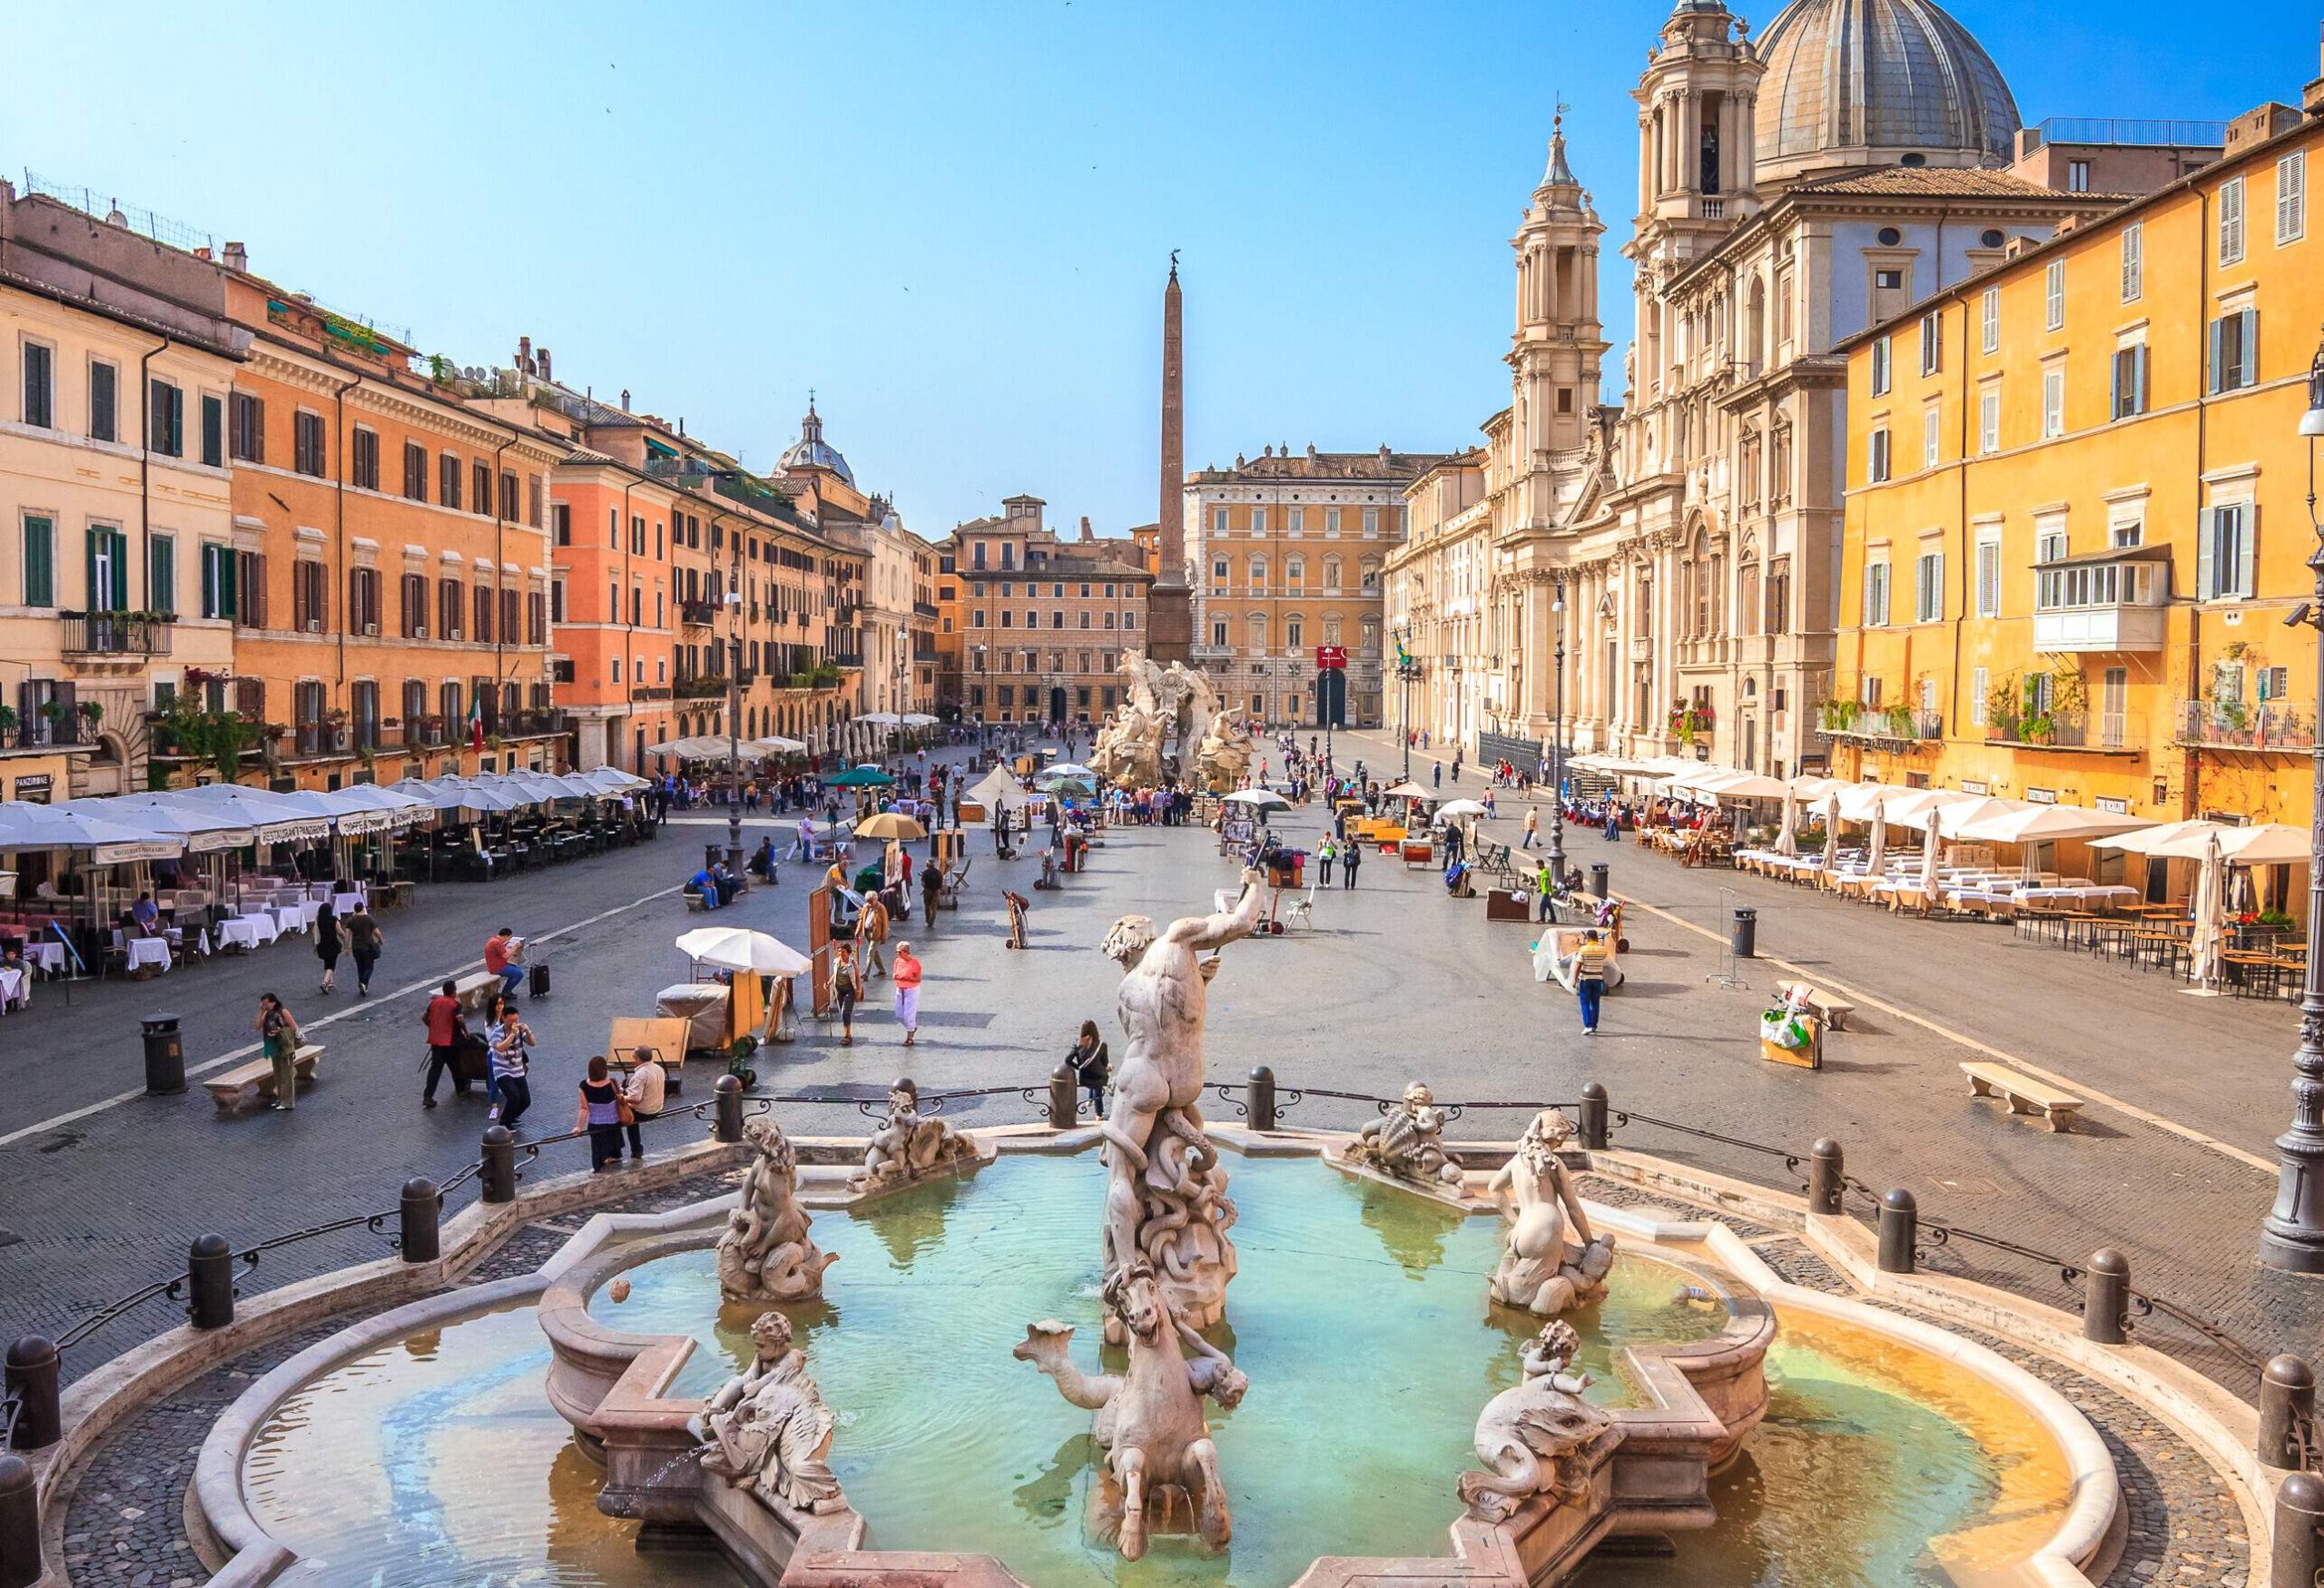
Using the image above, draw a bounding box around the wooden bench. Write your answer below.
[454,970,504,1012]
[205,1043,325,1111]
[1961,1061,2082,1132]
[1774,980,1856,1031]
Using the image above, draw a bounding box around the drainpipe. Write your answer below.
[135,333,169,613]
[1952,283,1970,762]
[620,478,635,764]
[2188,187,2211,823]
[490,431,513,744]
[330,372,361,706]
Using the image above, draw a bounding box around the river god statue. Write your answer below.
[716,1115,838,1304]
[1486,1110,1615,1317]
[694,1310,846,1515]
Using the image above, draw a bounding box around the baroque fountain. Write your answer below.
[175,868,2163,1588]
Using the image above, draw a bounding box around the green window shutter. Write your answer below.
[152,537,175,616]
[201,395,222,467]
[2207,320,2222,394]
[201,546,217,616]
[23,516,53,607]
[84,528,98,613]
[222,547,238,618]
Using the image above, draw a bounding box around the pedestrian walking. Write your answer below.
[1521,808,1540,849]
[1342,839,1361,889]
[487,997,535,1129]
[1535,858,1556,923]
[892,942,921,1047]
[921,858,943,925]
[622,1046,666,1160]
[1432,761,1443,790]
[576,1056,628,1172]
[254,992,301,1112]
[1575,929,1610,1035]
[1068,1020,1109,1118]
[858,893,891,979]
[313,902,341,993]
[833,941,862,1045]
[421,979,466,1107]
[346,902,382,996]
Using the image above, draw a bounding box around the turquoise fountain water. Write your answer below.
[243,1151,2066,1587]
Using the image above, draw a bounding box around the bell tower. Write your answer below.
[1510,109,1607,462]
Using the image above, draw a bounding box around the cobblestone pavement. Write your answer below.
[5,728,2319,1396]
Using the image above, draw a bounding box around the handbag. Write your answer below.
[615,1089,637,1126]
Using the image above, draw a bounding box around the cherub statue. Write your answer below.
[851,1078,976,1192]
[1486,1110,1615,1317]
[1457,1319,1621,1523]
[716,1116,838,1303]
[1014,1267,1244,1560]
[1350,1082,1466,1189]
[694,1310,847,1515]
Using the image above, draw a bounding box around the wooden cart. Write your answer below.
[606,1016,694,1095]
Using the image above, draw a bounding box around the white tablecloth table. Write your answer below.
[125,938,172,973]
[0,966,26,1010]
[217,917,272,952]
[330,893,364,919]
[25,941,65,975]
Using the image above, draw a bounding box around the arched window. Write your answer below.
[1746,276,1767,378]
[1322,554,1343,591]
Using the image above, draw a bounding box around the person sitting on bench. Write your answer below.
[485,928,527,996]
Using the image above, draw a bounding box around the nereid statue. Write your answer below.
[1486,1110,1615,1317]
[694,1310,847,1515]
[717,1116,838,1304]
[850,1079,976,1193]
[1458,1320,1621,1524]
[1349,1082,1467,1189]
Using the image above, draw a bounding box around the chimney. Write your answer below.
[621,388,631,411]
[538,347,552,381]
[518,335,532,374]
[193,246,212,261]
[1079,516,1093,542]
[222,241,247,272]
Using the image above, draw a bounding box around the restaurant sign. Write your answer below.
[2026,787,2058,804]
[1959,780,1988,795]
[12,774,53,804]
[2094,795,2130,814]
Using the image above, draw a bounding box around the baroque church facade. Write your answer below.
[1389,0,2125,775]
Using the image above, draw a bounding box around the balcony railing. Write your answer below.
[1984,714,2141,753]
[680,601,717,627]
[2176,700,2315,752]
[293,723,352,758]
[1816,704,1943,745]
[61,611,173,657]
[14,713,84,748]
[507,710,563,736]
[674,674,726,700]
[913,601,940,618]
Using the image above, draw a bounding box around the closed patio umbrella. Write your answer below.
[1774,787,1799,858]
[1819,792,1840,874]
[2189,832,2227,992]
[1918,804,1945,912]
[1866,796,1889,877]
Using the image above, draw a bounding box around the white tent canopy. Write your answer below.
[63,794,256,853]
[1948,803,2152,844]
[0,803,185,862]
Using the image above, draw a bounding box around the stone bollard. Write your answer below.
[479,1126,517,1204]
[2081,1249,2130,1345]
[187,1233,235,1329]
[0,1453,39,1588]
[1048,1066,1078,1130]
[1876,1189,1917,1275]
[1578,1082,1610,1151]
[141,1013,185,1095]
[1808,1139,1845,1216]
[2260,1355,2317,1470]
[400,1178,441,1264]
[1,1337,59,1450]
[2273,1471,2324,1588]
[1247,1066,1277,1133]
[713,1075,743,1144]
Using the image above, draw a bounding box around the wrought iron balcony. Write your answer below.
[1984,714,2141,753]
[2175,700,2314,752]
[674,674,726,700]
[1816,704,1944,745]
[61,611,173,657]
[680,600,717,627]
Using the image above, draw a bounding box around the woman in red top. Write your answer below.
[891,943,921,1046]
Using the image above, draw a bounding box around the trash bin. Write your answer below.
[1589,863,1610,899]
[1731,907,1758,960]
[142,1013,185,1095]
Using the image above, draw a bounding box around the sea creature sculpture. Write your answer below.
[694,1310,846,1515]
[716,1116,838,1304]
[1458,1320,1621,1523]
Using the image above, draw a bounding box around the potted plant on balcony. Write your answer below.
[0,705,15,745]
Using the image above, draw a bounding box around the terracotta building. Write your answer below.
[1829,55,2324,825]
[1187,445,1444,729]
[935,496,1151,725]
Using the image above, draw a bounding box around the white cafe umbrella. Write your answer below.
[1224,789,1292,811]
[0,802,184,863]
[579,765,650,791]
[1383,781,1433,801]
[749,736,809,755]
[1918,803,1945,910]
[2218,823,2314,866]
[901,713,940,726]
[858,712,904,727]
[2188,831,2227,993]
[156,784,334,844]
[1866,796,1889,876]
[71,794,255,853]
[2090,818,2223,856]
[1819,792,1841,873]
[1774,786,1800,858]
[1435,798,1489,818]
[1949,803,2153,844]
[675,926,812,977]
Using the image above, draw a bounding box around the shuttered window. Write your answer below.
[200,394,222,466]
[88,361,117,442]
[84,526,128,612]
[403,441,428,500]
[2111,346,2149,419]
[2196,503,2255,600]
[439,452,463,509]
[229,392,263,462]
[147,379,184,458]
[2209,309,2260,393]
[234,550,268,627]
[21,342,52,428]
[293,412,326,476]
[350,428,379,489]
[150,534,176,616]
[21,515,54,608]
[401,571,428,636]
[201,543,236,620]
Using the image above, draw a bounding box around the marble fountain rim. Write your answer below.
[182,1126,2119,1588]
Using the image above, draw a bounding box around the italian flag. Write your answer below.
[468,693,485,751]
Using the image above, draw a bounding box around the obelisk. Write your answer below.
[1146,253,1193,666]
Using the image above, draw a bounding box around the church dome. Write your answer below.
[778,398,853,487]
[1752,0,2021,183]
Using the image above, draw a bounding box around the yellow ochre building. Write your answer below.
[1831,44,2324,828]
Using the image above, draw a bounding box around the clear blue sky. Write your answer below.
[5,2,2313,538]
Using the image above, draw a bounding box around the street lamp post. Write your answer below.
[1548,576,1567,883]
[2261,329,2324,1273]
